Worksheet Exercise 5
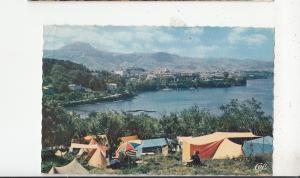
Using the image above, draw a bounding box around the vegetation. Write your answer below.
[42,98,272,149]
[43,58,125,93]
[89,153,272,175]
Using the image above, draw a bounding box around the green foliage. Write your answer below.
[42,98,272,150]
[43,58,124,94]
[159,98,272,138]
[42,101,74,147]
[219,98,273,136]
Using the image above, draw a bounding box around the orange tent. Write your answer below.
[88,148,107,168]
[84,135,94,142]
[120,135,139,143]
[181,132,260,162]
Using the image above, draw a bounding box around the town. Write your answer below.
[42,58,272,107]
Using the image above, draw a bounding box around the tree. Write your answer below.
[219,98,273,136]
[42,101,74,147]
[49,64,70,93]
[123,113,162,139]
[159,113,184,139]
[180,106,218,136]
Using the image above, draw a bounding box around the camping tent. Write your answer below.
[243,136,273,157]
[177,136,192,144]
[70,143,108,167]
[76,148,85,157]
[48,158,89,175]
[88,148,107,168]
[120,135,139,143]
[136,138,172,157]
[181,132,260,162]
[84,135,109,145]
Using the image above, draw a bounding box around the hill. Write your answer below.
[43,42,273,72]
[43,58,107,93]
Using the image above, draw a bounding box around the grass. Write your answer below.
[89,152,272,175]
[42,151,272,175]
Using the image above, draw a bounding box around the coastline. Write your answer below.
[63,92,136,107]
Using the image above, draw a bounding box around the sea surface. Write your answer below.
[66,78,273,118]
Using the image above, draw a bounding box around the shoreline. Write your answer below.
[63,92,136,107]
[62,77,272,108]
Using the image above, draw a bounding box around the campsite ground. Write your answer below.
[42,151,272,175]
[88,153,272,175]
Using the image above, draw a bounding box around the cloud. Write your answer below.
[43,26,273,60]
[184,28,204,36]
[228,28,267,45]
[244,34,267,45]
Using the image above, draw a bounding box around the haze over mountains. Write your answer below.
[43,42,273,72]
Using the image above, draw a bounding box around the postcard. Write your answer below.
[42,25,274,175]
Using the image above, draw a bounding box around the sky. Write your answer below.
[44,26,274,61]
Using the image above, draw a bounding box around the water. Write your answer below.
[66,78,273,118]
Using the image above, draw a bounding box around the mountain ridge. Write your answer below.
[43,42,273,72]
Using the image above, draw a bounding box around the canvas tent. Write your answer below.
[76,148,85,157]
[136,138,172,157]
[84,134,109,146]
[243,136,273,156]
[70,143,98,149]
[48,158,89,175]
[177,136,193,144]
[181,132,260,162]
[88,148,107,168]
[70,143,108,167]
[120,135,139,143]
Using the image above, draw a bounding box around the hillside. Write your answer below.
[43,42,273,72]
[43,58,107,93]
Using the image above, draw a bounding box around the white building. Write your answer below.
[153,68,170,75]
[107,83,118,91]
[114,70,127,76]
[146,74,157,80]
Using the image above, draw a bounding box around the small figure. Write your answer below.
[191,150,202,166]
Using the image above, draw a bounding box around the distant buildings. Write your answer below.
[114,68,146,77]
[114,70,128,76]
[114,67,246,85]
[146,74,157,80]
[153,68,171,75]
[107,83,118,91]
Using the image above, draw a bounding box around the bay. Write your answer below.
[66,78,273,118]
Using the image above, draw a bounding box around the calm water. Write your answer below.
[67,78,273,118]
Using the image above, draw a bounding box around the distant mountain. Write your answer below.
[43,42,273,72]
